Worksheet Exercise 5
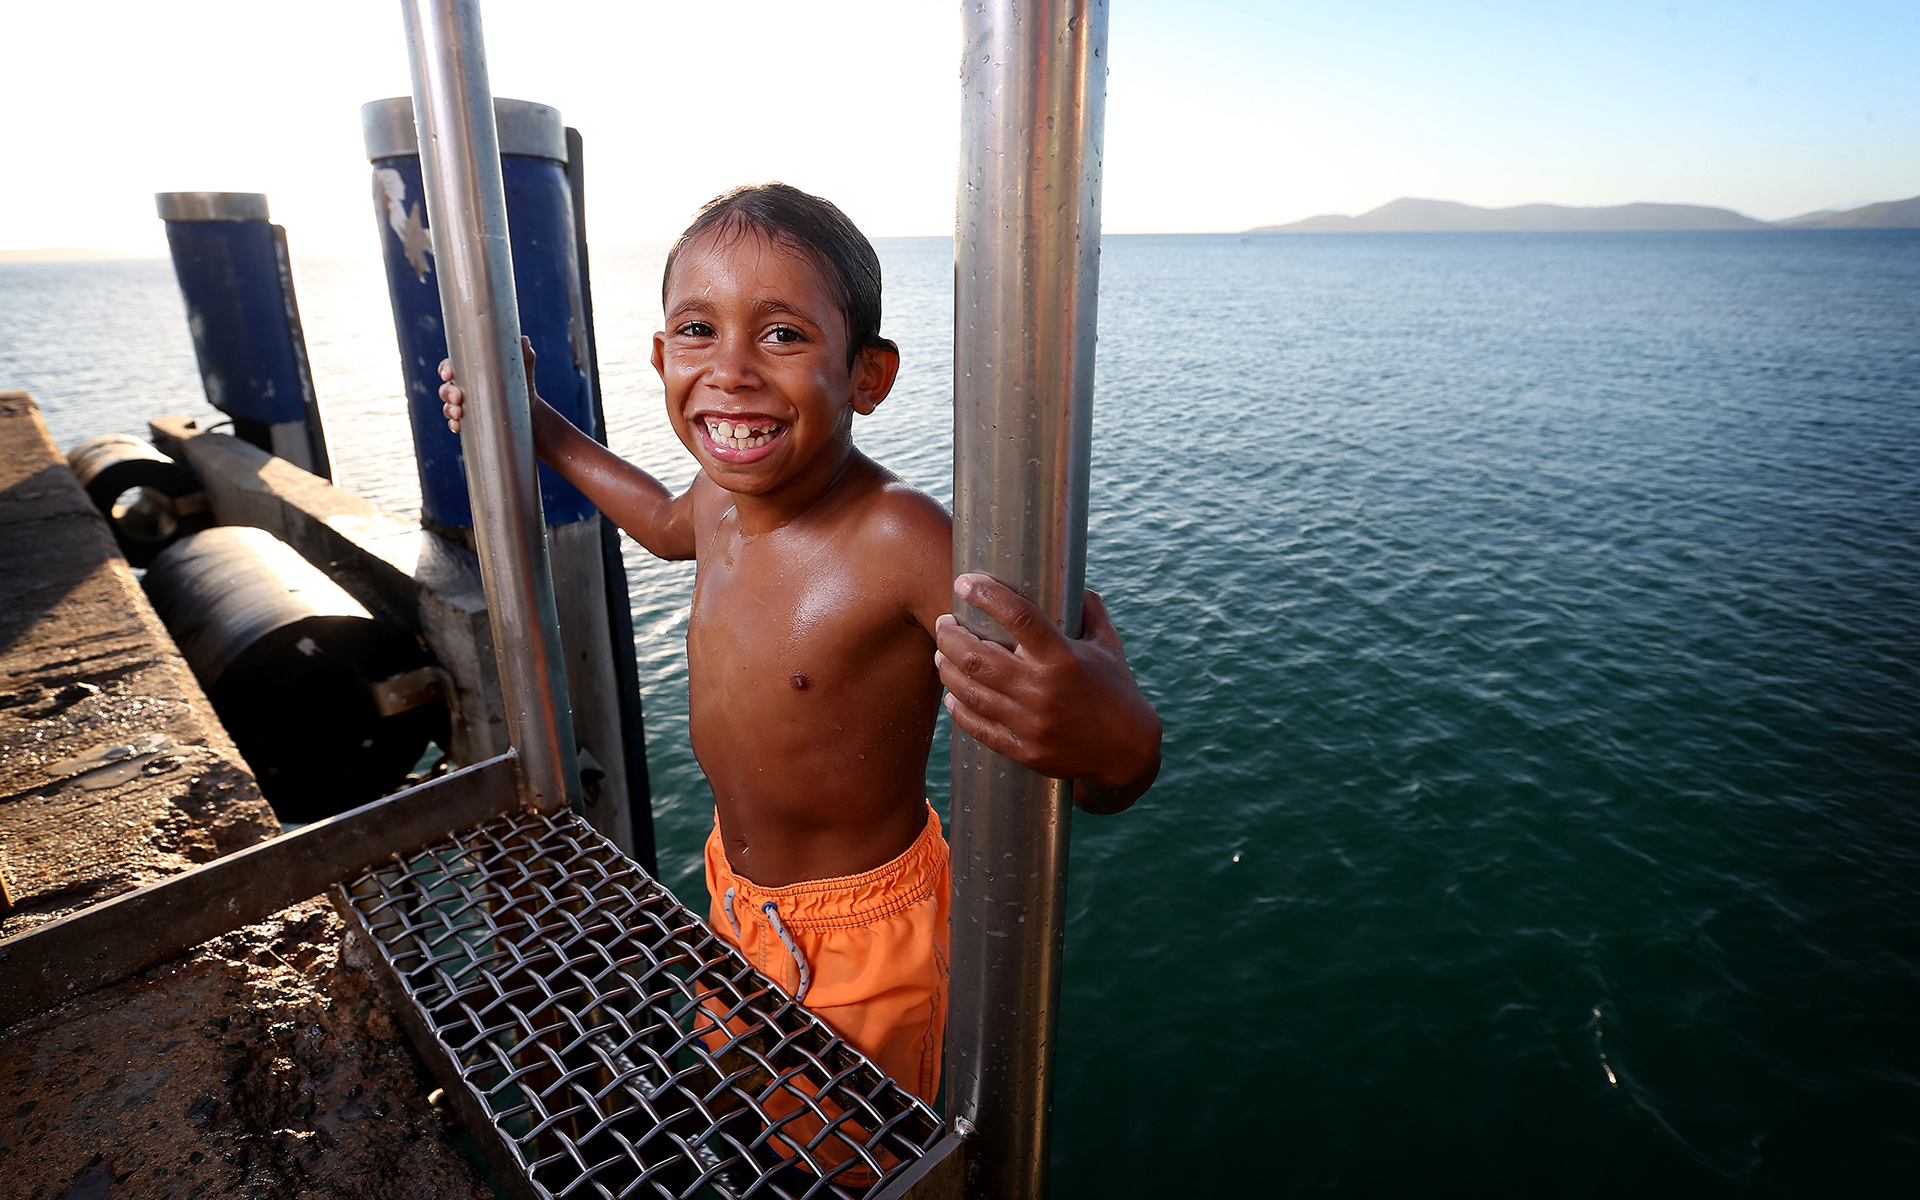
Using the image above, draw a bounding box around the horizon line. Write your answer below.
[11,195,1919,262]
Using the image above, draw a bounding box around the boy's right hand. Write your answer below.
[935,575,1162,814]
[438,335,539,433]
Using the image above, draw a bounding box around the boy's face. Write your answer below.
[652,228,896,499]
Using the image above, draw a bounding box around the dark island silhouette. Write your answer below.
[1252,195,1920,233]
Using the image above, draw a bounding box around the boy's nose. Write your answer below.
[706,336,761,390]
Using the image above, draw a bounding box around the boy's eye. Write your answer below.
[676,321,715,338]
[767,325,804,344]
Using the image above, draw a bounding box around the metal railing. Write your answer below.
[402,0,580,816]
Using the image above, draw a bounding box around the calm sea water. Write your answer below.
[4,230,1918,1196]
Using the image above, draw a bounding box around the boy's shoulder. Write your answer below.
[836,463,952,624]
[841,464,950,556]
[860,470,950,534]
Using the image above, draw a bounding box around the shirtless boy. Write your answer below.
[441,183,1161,1106]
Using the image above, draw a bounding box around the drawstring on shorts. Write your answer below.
[720,885,812,1005]
[761,900,812,1004]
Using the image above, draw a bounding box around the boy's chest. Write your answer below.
[686,533,912,693]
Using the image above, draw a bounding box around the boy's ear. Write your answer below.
[851,339,901,416]
[651,331,667,379]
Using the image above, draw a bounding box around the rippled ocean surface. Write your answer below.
[5,230,1918,1196]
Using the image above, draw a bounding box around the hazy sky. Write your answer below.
[4,0,1915,255]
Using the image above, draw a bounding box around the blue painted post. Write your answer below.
[156,193,331,478]
[361,97,651,862]
[362,100,596,536]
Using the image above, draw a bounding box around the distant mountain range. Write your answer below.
[1251,195,1920,233]
[1771,196,1920,229]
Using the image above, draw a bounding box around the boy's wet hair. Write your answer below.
[665,183,897,367]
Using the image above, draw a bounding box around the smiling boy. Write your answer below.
[441,183,1161,1106]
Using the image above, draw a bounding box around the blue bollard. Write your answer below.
[156,193,331,478]
[361,97,651,865]
[362,98,595,535]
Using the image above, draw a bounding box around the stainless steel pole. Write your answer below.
[948,1,1107,1196]
[400,0,580,814]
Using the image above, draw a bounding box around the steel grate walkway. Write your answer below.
[331,809,956,1200]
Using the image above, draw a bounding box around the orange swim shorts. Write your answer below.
[704,803,951,1103]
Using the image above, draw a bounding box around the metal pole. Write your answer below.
[948,2,1107,1197]
[400,0,579,813]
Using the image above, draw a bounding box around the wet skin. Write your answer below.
[442,228,1161,887]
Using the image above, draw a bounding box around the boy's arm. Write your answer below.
[933,574,1162,815]
[525,398,698,561]
[440,342,696,561]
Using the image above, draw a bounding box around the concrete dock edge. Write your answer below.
[1,391,491,1199]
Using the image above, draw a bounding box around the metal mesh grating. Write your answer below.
[333,809,948,1200]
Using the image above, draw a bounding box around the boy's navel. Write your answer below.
[790,673,810,691]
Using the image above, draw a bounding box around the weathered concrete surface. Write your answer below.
[1,898,495,1198]
[0,899,492,1200]
[0,392,278,931]
[0,393,492,1198]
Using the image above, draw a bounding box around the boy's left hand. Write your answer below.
[935,573,1162,814]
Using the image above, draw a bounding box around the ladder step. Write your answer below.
[332,809,951,1199]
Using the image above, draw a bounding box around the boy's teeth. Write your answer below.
[707,419,780,450]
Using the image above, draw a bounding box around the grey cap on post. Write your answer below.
[155,193,270,222]
[361,96,567,162]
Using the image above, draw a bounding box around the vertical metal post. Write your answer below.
[400,0,579,814]
[566,124,660,876]
[948,1,1107,1197]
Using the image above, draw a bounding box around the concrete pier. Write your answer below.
[0,392,489,1198]
[0,392,277,926]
